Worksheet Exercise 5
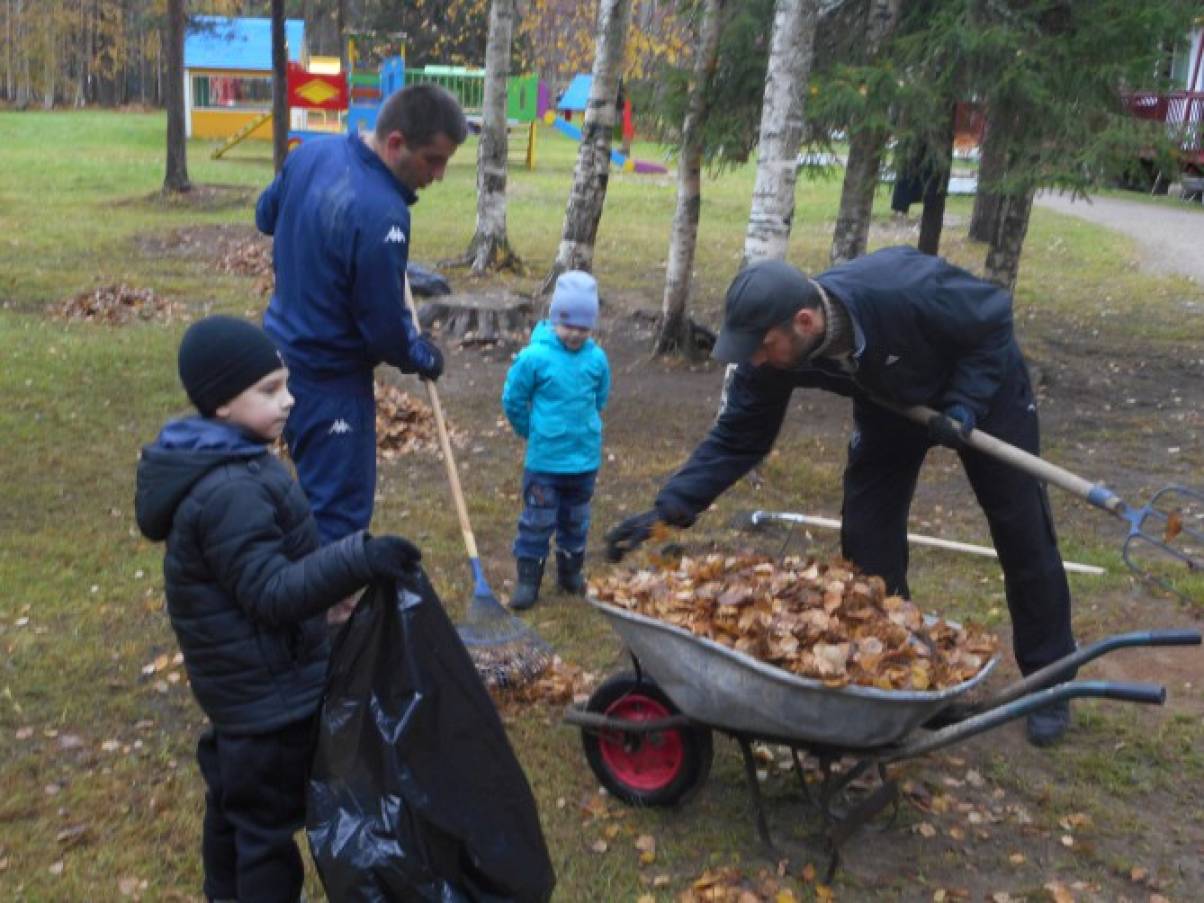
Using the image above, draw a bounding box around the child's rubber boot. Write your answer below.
[556,550,587,594]
[509,557,545,610]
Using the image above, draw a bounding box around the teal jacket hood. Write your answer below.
[502,320,611,473]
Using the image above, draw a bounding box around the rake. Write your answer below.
[900,404,1202,602]
[404,277,551,687]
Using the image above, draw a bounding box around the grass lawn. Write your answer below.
[1,110,1201,901]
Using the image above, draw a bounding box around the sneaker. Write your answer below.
[1025,700,1071,747]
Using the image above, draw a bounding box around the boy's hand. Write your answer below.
[365,535,423,579]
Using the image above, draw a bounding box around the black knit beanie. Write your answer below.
[177,316,284,416]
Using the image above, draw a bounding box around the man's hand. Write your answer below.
[604,500,695,562]
[413,333,444,381]
[605,510,659,562]
[927,403,976,449]
[364,534,423,579]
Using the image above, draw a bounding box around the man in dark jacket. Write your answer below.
[606,247,1076,747]
[257,84,466,548]
[136,316,423,902]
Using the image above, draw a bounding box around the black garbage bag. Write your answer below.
[406,262,452,297]
[307,571,556,903]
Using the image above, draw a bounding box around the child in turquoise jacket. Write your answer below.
[502,271,611,609]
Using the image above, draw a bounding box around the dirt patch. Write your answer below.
[51,283,187,325]
[140,183,259,212]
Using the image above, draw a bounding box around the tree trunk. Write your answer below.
[162,0,191,193]
[337,0,347,73]
[984,186,1034,292]
[969,112,1006,242]
[541,0,633,292]
[916,103,956,255]
[271,0,288,172]
[655,0,725,356]
[464,0,522,274]
[829,0,902,264]
[742,0,820,266]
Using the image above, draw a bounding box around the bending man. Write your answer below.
[606,246,1076,746]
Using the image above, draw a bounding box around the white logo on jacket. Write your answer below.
[384,225,407,244]
[885,354,901,366]
[328,419,352,435]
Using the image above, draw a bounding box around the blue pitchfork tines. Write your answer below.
[896,404,1203,604]
[1103,484,1204,602]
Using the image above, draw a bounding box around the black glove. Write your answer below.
[604,501,695,563]
[364,534,422,579]
[605,510,659,562]
[413,333,444,381]
[927,403,976,449]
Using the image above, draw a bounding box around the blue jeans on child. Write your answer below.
[513,469,597,560]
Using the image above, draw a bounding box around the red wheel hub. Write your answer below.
[598,693,685,790]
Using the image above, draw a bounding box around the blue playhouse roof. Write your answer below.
[556,74,592,112]
[185,16,305,72]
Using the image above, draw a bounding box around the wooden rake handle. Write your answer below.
[403,277,480,559]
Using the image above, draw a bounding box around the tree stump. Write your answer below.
[418,290,534,346]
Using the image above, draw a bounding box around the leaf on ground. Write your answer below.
[1060,834,1075,848]
[916,822,937,838]
[590,839,608,854]
[1163,509,1182,543]
[48,860,64,875]
[1129,866,1148,883]
[1043,881,1074,903]
[1008,852,1026,865]
[800,862,816,883]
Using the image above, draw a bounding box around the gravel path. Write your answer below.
[1036,190,1204,284]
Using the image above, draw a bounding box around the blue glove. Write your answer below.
[412,333,444,381]
[928,403,975,448]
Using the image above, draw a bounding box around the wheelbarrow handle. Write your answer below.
[894,404,1126,517]
[970,628,1200,713]
[884,680,1165,762]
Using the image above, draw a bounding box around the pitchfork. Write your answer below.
[898,404,1203,602]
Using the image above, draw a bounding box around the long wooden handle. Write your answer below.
[897,403,1124,516]
[404,278,479,558]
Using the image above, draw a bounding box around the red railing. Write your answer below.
[1125,90,1204,154]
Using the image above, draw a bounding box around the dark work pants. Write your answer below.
[196,717,316,903]
[840,368,1075,675]
[284,372,377,545]
[513,469,597,560]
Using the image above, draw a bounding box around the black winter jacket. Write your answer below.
[135,417,374,734]
[657,246,1025,520]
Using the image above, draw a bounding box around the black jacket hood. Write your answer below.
[135,416,267,541]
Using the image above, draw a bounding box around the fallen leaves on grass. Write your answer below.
[591,554,997,690]
[53,284,186,325]
[489,656,594,712]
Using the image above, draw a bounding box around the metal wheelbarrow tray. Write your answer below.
[586,598,999,749]
[566,598,1200,880]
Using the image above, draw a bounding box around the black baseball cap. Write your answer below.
[712,259,819,364]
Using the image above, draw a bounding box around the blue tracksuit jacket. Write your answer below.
[502,321,611,474]
[256,132,436,383]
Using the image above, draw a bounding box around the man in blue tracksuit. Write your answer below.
[256,85,466,550]
[605,247,1076,746]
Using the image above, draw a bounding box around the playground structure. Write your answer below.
[190,17,667,175]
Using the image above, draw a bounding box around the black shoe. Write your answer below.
[510,557,545,611]
[1026,700,1071,747]
[555,550,586,594]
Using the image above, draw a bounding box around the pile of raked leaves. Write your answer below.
[590,553,997,691]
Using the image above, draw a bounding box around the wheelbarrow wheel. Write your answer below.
[581,671,713,807]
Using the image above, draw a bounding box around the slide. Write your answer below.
[542,111,667,174]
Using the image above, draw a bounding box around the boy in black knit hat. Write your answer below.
[135,315,421,903]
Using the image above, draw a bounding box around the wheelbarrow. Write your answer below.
[564,598,1201,881]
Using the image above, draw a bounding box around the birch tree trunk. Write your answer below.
[463,0,522,274]
[271,0,288,172]
[162,0,191,193]
[655,0,725,356]
[541,0,633,292]
[984,186,1034,292]
[829,0,902,264]
[741,0,819,266]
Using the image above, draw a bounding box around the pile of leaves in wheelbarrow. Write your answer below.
[590,554,998,691]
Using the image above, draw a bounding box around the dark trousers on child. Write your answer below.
[513,469,597,560]
[196,716,316,903]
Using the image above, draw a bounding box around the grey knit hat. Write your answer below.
[549,270,599,329]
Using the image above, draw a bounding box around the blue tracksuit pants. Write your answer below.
[513,470,597,561]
